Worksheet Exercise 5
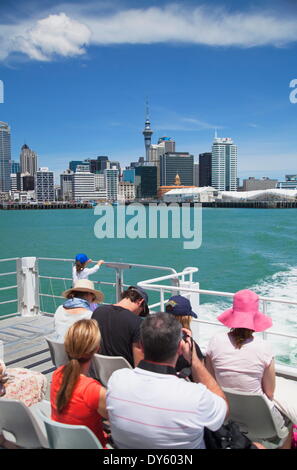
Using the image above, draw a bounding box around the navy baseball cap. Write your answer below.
[165,295,198,318]
[128,286,149,317]
[75,253,89,264]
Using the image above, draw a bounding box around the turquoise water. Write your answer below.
[1,208,297,365]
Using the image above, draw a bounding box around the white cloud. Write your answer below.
[1,12,91,61]
[1,4,297,62]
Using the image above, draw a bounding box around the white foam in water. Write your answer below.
[193,267,297,367]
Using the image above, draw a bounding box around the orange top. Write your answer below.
[51,366,107,447]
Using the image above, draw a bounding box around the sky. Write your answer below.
[0,0,297,182]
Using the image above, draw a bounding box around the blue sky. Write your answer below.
[0,0,297,182]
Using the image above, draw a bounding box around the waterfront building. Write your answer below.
[22,174,34,191]
[0,121,11,192]
[20,144,37,176]
[94,173,107,199]
[276,175,297,190]
[10,173,17,192]
[158,173,196,199]
[122,169,135,183]
[135,165,157,199]
[163,186,219,203]
[118,182,136,201]
[35,167,54,202]
[160,152,194,186]
[72,171,96,201]
[60,170,74,201]
[69,161,85,173]
[104,168,119,201]
[243,177,278,191]
[199,152,212,187]
[211,137,237,191]
[11,160,20,174]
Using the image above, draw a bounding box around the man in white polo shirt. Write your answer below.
[106,312,228,449]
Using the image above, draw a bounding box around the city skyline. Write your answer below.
[0,0,297,182]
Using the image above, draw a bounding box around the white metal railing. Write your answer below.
[0,258,19,318]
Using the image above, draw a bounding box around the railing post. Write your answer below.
[17,257,40,316]
[115,268,124,302]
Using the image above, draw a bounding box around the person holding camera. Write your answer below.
[106,312,228,449]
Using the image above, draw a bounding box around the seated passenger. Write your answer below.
[54,280,104,342]
[106,312,228,449]
[205,289,297,446]
[50,319,107,447]
[92,286,149,367]
[165,295,204,377]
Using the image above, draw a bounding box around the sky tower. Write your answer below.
[142,100,153,161]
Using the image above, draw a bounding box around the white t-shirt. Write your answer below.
[54,305,92,342]
[106,367,227,449]
[206,332,273,396]
[72,265,100,283]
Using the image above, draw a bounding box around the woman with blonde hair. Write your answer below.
[50,319,107,447]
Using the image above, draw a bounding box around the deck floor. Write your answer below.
[0,314,55,399]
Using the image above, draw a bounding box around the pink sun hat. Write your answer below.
[217,289,272,332]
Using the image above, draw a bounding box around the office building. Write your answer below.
[10,173,17,192]
[135,165,157,199]
[76,164,90,173]
[35,167,54,202]
[72,171,96,201]
[160,152,194,186]
[0,121,11,192]
[97,156,109,173]
[118,182,136,201]
[69,161,85,173]
[104,168,119,201]
[211,137,237,191]
[94,173,107,199]
[11,160,20,174]
[277,175,297,189]
[243,177,278,191]
[194,163,199,186]
[20,144,37,176]
[123,169,135,183]
[199,153,212,187]
[60,170,74,201]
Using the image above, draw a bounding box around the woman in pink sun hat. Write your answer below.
[205,289,297,447]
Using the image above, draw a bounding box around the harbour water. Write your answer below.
[1,207,297,366]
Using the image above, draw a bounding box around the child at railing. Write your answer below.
[73,253,105,283]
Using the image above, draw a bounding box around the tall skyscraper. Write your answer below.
[0,121,11,192]
[142,102,153,161]
[20,144,37,176]
[104,168,119,201]
[135,165,157,199]
[199,152,212,187]
[160,153,194,186]
[211,137,237,191]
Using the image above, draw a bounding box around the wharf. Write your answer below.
[0,202,93,210]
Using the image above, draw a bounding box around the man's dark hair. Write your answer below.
[140,312,181,363]
[121,287,143,303]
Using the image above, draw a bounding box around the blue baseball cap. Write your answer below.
[165,295,198,318]
[75,253,89,264]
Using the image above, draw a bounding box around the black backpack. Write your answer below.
[204,421,257,449]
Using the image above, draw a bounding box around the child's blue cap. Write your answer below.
[75,253,89,264]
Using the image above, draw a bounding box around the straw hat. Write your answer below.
[62,279,104,303]
[217,289,272,332]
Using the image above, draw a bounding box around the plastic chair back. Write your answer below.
[90,354,132,387]
[0,398,48,448]
[44,335,68,368]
